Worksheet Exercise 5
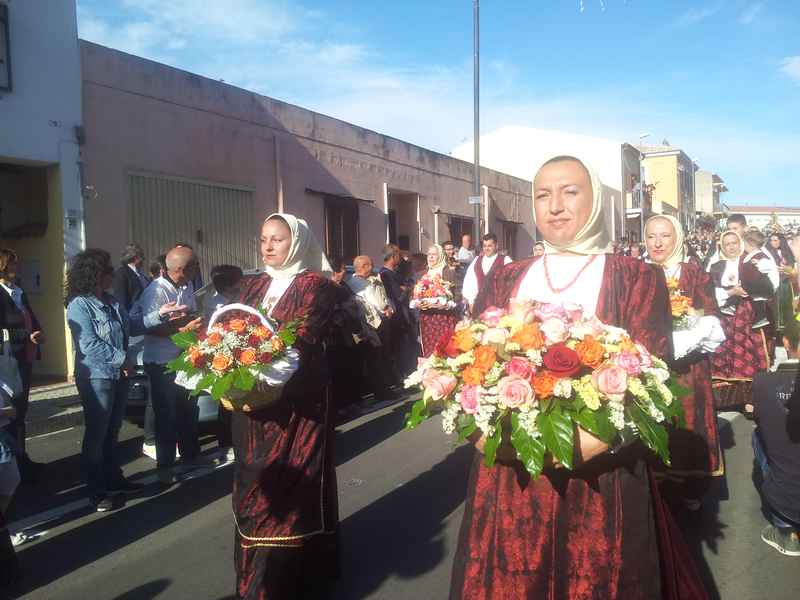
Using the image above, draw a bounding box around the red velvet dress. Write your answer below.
[420,266,462,357]
[232,272,339,600]
[453,255,707,600]
[667,263,722,477]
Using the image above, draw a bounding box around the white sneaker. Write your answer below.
[11,532,30,547]
[142,442,157,461]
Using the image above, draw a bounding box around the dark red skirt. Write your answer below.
[420,310,460,357]
[450,448,708,600]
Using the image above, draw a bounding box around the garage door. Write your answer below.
[128,173,259,282]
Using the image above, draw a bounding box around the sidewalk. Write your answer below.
[27,381,83,436]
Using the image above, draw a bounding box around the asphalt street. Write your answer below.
[6,403,800,600]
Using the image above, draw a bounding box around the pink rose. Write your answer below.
[458,385,480,415]
[421,369,458,401]
[482,327,508,348]
[635,343,653,368]
[534,302,568,322]
[479,306,507,327]
[563,302,584,324]
[615,352,642,376]
[592,366,628,399]
[506,356,534,379]
[540,317,569,344]
[497,375,535,409]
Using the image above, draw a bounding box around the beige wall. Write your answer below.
[644,155,678,214]
[80,41,532,264]
[1,166,73,377]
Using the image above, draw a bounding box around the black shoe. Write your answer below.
[90,494,121,512]
[107,478,146,494]
[19,457,44,485]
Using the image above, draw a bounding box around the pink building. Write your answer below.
[81,41,534,283]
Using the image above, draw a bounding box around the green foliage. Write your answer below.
[628,404,670,465]
[210,372,235,402]
[405,399,428,429]
[510,413,546,478]
[572,405,616,443]
[538,404,574,470]
[456,414,477,443]
[482,425,503,468]
[170,331,198,350]
[233,367,256,392]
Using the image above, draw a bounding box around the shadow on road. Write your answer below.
[112,578,172,600]
[335,403,409,467]
[332,444,473,600]
[14,468,232,596]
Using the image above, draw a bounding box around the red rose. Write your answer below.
[197,331,208,342]
[258,351,273,363]
[247,334,261,347]
[434,332,451,357]
[246,315,261,325]
[542,343,583,378]
[444,337,461,359]
[232,348,243,360]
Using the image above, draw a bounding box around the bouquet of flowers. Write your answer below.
[167,303,301,412]
[410,273,455,310]
[404,301,686,479]
[666,277,698,330]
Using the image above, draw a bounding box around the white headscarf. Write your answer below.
[532,154,612,255]
[263,213,332,279]
[644,214,686,268]
[426,244,446,276]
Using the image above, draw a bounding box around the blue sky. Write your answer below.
[77,0,799,206]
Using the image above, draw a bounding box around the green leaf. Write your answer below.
[456,413,478,443]
[404,399,428,429]
[164,355,186,373]
[170,331,198,350]
[573,406,616,443]
[210,372,234,402]
[194,373,215,393]
[538,404,574,470]
[483,425,503,468]
[628,404,670,465]
[667,378,691,401]
[233,367,256,392]
[510,413,545,478]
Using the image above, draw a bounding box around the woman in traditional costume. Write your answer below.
[232,213,338,599]
[414,244,463,357]
[709,231,772,410]
[644,215,725,508]
[765,232,797,341]
[450,155,707,600]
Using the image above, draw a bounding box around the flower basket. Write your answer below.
[168,303,300,413]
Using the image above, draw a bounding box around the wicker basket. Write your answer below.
[205,303,297,412]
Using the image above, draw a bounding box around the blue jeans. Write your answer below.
[76,378,127,496]
[145,365,200,468]
[752,429,797,530]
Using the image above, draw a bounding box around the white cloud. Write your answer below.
[674,3,723,27]
[738,2,765,25]
[780,56,800,82]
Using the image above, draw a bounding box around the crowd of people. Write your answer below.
[0,153,798,597]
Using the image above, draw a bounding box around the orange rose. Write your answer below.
[253,325,272,339]
[228,318,248,334]
[462,366,484,386]
[271,337,285,353]
[532,371,556,398]
[575,336,605,369]
[472,345,497,373]
[665,277,680,292]
[239,348,257,366]
[188,346,204,368]
[511,323,545,351]
[453,328,477,353]
[211,353,233,372]
[670,295,693,317]
[206,332,223,346]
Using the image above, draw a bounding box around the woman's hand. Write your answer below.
[178,317,203,333]
[727,285,748,298]
[30,330,45,344]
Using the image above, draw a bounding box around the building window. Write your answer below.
[447,216,474,245]
[324,195,359,263]
[501,221,518,258]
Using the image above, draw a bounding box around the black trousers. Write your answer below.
[4,361,32,458]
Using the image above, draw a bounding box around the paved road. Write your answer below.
[7,404,800,599]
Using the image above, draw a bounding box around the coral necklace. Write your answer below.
[543,254,598,294]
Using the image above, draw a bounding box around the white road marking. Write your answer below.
[27,427,76,440]
[9,449,235,537]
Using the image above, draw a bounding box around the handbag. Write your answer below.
[0,329,23,398]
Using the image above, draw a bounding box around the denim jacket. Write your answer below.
[67,293,163,380]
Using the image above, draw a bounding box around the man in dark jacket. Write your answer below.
[753,336,800,556]
[379,244,412,384]
[112,243,150,311]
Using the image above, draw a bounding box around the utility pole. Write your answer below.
[471,0,481,247]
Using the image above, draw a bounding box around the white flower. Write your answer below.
[517,408,542,439]
[441,403,461,435]
[645,367,670,384]
[553,378,573,399]
[608,400,626,430]
[525,349,544,366]
[484,364,505,387]
[505,342,522,353]
[404,369,423,388]
[656,382,673,406]
[602,325,627,343]
[446,350,475,370]
[626,377,649,402]
[541,318,569,344]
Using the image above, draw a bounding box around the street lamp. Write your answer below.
[637,133,650,241]
[471,0,481,248]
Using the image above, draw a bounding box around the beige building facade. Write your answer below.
[80,41,533,286]
[639,145,697,231]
